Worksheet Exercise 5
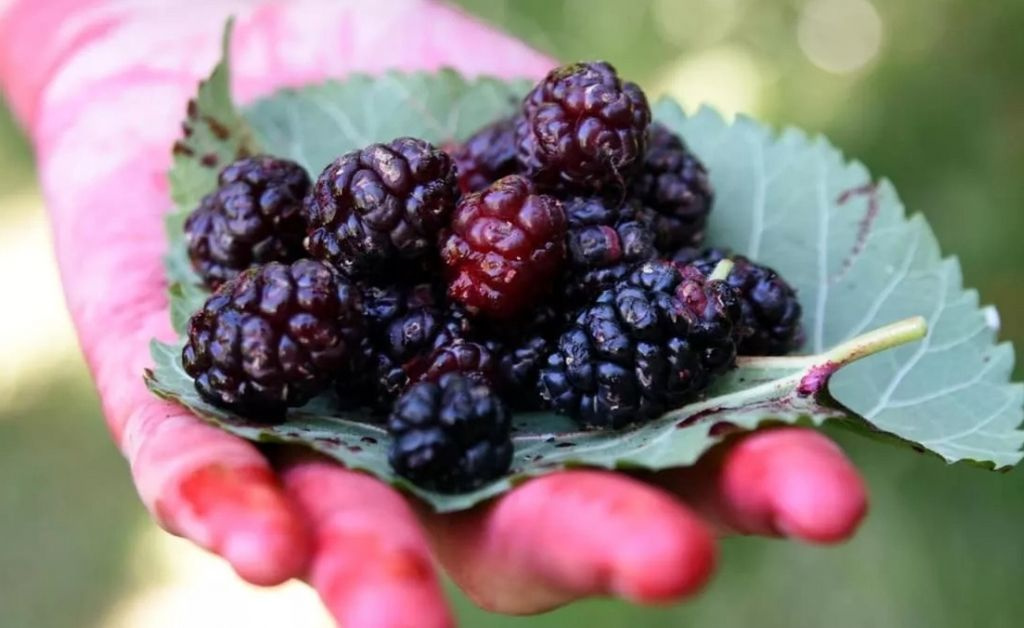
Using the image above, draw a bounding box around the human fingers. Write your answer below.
[663,427,868,543]
[425,470,716,615]
[281,455,453,628]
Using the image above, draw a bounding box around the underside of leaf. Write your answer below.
[147,317,928,512]
[656,103,1023,469]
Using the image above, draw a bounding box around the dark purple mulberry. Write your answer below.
[538,260,742,428]
[388,373,513,493]
[631,123,713,251]
[304,137,458,276]
[182,259,364,421]
[516,61,651,192]
[490,306,565,409]
[334,282,471,410]
[672,248,804,355]
[184,156,310,289]
[451,116,520,194]
[412,339,496,386]
[562,195,658,304]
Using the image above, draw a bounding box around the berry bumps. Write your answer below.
[184,156,310,289]
[539,261,742,428]
[673,248,804,355]
[388,373,513,493]
[304,137,458,276]
[516,62,651,192]
[183,259,365,421]
[441,175,567,318]
[631,123,714,251]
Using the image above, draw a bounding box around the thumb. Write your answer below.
[0,0,552,599]
[0,0,551,452]
[0,0,552,129]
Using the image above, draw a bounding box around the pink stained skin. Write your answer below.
[425,470,717,613]
[281,457,454,628]
[0,0,868,625]
[663,429,868,542]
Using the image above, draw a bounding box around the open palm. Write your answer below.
[0,1,866,626]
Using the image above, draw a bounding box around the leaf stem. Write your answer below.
[822,316,927,365]
[708,259,735,282]
[737,316,928,369]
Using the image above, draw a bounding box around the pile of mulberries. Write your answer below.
[179,62,804,493]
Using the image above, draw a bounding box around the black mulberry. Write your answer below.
[630,123,713,251]
[516,61,651,192]
[451,116,520,194]
[441,175,567,318]
[538,260,742,428]
[335,282,470,410]
[182,259,364,421]
[304,137,458,276]
[388,373,513,492]
[562,194,658,304]
[672,248,804,355]
[184,156,310,289]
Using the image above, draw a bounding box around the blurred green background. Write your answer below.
[1,0,1022,626]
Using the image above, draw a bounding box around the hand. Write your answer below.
[0,1,867,625]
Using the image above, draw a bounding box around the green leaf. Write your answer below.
[244,71,532,174]
[146,318,928,512]
[656,102,1024,468]
[154,44,1023,511]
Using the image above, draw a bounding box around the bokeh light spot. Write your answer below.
[798,0,883,74]
[651,45,763,117]
[652,0,742,47]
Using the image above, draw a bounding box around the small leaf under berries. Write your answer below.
[164,20,263,331]
[147,317,927,512]
[151,37,1023,512]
